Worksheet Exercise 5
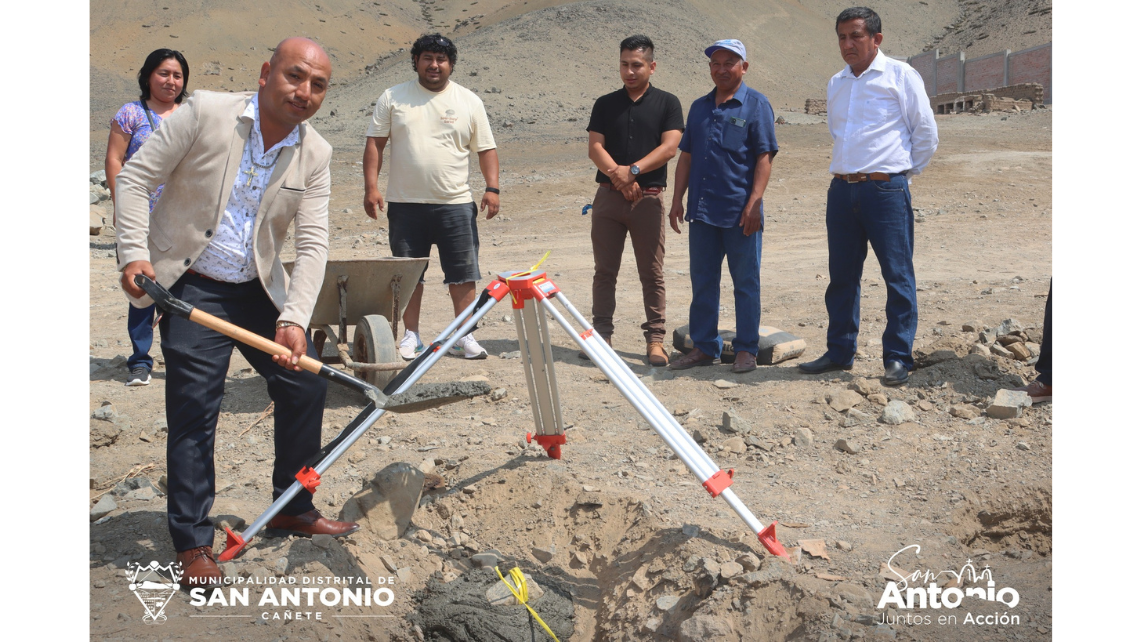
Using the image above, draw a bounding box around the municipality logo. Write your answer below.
[125,560,184,624]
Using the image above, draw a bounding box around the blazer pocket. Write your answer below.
[149,222,174,251]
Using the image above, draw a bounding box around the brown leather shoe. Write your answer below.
[1012,380,1051,403]
[646,341,669,367]
[668,348,716,370]
[176,545,222,589]
[578,334,612,360]
[266,509,360,538]
[731,351,757,373]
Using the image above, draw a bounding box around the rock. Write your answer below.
[678,614,734,641]
[828,390,863,412]
[691,429,707,444]
[396,567,414,583]
[90,421,123,448]
[719,561,743,578]
[834,438,861,454]
[380,555,398,573]
[642,616,662,634]
[486,573,544,606]
[312,534,335,549]
[835,582,874,607]
[836,540,853,552]
[917,400,934,412]
[990,343,1014,359]
[950,404,981,419]
[655,594,680,611]
[970,343,991,357]
[213,514,247,532]
[979,329,997,345]
[962,321,983,332]
[996,318,1024,335]
[125,486,158,501]
[987,390,1032,419]
[417,459,436,475]
[849,379,877,396]
[339,462,425,540]
[111,476,161,497]
[723,437,747,454]
[1016,441,1031,451]
[868,393,888,406]
[793,427,814,447]
[722,409,750,433]
[1008,342,1032,360]
[1026,342,1041,357]
[843,408,869,428]
[471,551,503,568]
[90,206,106,235]
[490,387,508,401]
[880,400,916,425]
[531,545,555,564]
[274,557,290,574]
[91,170,107,186]
[92,405,118,421]
[737,553,761,571]
[90,495,117,521]
[499,350,520,359]
[713,379,737,389]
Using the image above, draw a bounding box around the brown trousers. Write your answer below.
[590,185,666,343]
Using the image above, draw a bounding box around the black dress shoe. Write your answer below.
[883,361,909,386]
[797,355,853,374]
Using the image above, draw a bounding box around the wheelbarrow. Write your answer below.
[285,257,428,388]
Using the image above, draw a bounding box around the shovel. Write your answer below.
[133,275,488,559]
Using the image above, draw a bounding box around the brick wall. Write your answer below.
[1008,43,1052,104]
[908,50,938,97]
[930,83,1043,113]
[805,98,827,115]
[936,53,963,94]
[964,51,1007,92]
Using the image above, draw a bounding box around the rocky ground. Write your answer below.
[88,1,1053,639]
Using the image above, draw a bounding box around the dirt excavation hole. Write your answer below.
[372,462,881,641]
[951,487,1052,556]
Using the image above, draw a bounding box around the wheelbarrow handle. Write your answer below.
[134,274,325,375]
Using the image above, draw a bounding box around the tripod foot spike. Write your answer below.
[758,521,789,559]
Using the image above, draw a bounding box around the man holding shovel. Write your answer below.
[116,38,358,588]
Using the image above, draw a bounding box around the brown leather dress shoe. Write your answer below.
[266,509,360,538]
[646,341,669,367]
[578,334,612,360]
[668,348,716,370]
[176,545,222,589]
[731,351,757,373]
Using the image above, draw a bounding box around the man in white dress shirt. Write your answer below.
[797,6,938,387]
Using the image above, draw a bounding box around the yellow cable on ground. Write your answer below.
[495,566,560,642]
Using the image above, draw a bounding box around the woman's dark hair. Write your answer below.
[138,49,190,104]
[410,33,458,70]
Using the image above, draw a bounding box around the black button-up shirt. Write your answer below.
[586,84,684,188]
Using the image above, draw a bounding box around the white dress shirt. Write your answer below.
[827,50,938,178]
[192,94,300,282]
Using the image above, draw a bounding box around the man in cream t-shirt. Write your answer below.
[363,33,501,359]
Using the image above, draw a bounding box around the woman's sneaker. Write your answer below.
[399,329,424,360]
[449,333,488,359]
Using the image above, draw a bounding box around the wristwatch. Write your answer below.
[630,165,641,176]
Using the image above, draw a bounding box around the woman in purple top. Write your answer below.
[104,48,189,386]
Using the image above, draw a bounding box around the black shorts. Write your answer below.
[387,202,481,284]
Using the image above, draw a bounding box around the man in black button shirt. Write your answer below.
[585,34,684,366]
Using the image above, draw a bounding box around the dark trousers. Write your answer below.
[126,303,156,371]
[1036,282,1052,385]
[824,175,917,368]
[590,186,667,342]
[688,219,763,357]
[159,274,326,552]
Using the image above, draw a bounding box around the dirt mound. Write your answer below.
[952,487,1052,555]
[927,0,1053,56]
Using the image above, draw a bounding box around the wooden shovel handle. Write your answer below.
[187,308,324,374]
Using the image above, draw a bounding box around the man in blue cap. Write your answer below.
[668,39,778,374]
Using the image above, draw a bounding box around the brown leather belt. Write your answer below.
[834,172,894,183]
[607,184,663,195]
[186,268,223,282]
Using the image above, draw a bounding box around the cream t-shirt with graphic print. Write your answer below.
[366,79,496,205]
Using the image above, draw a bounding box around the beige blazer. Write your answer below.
[115,90,331,329]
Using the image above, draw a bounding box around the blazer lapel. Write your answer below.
[255,145,297,227]
[216,100,254,226]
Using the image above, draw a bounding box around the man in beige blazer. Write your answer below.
[115,38,358,588]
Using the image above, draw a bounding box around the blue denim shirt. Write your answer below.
[679,83,779,228]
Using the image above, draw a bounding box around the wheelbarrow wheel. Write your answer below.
[353,314,399,388]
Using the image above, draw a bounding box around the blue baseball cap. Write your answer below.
[705,39,747,61]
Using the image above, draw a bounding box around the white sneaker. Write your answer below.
[399,329,424,360]
[448,333,487,359]
[125,366,151,386]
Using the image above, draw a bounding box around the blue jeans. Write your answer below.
[688,219,762,357]
[824,175,917,368]
[126,303,156,371]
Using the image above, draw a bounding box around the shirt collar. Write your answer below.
[703,81,749,106]
[842,49,887,79]
[243,93,300,156]
[622,83,655,104]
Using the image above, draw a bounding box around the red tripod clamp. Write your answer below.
[295,466,322,493]
[526,432,567,459]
